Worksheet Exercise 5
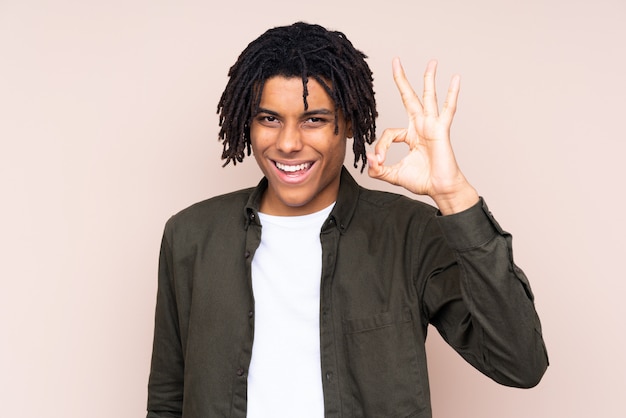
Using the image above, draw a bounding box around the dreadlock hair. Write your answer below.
[217,21,377,171]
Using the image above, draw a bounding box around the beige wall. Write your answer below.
[1,0,625,416]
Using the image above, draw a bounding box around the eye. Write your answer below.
[303,116,330,127]
[256,115,280,126]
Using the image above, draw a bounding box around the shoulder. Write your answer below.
[356,186,438,219]
[336,168,438,227]
[164,187,255,236]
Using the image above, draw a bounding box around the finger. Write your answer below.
[367,150,405,187]
[422,59,439,117]
[392,57,423,118]
[441,74,461,122]
[373,128,408,162]
[366,151,383,175]
[366,151,396,183]
[368,128,408,181]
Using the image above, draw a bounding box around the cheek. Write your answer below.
[249,127,267,155]
[326,138,347,166]
[335,134,348,155]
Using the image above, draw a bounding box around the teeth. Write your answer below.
[275,162,311,172]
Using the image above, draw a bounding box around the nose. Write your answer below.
[275,122,303,153]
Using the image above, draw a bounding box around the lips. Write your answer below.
[275,161,312,173]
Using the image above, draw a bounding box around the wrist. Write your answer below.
[432,183,479,215]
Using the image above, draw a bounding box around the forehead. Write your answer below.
[257,76,335,111]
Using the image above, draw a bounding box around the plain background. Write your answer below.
[1,0,624,416]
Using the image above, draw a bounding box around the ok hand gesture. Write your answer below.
[367,58,479,215]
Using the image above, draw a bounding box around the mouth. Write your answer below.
[274,161,313,174]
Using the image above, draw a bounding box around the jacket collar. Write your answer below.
[328,167,359,233]
[243,166,360,233]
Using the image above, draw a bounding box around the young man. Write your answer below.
[147,22,548,418]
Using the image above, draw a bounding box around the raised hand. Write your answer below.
[367,58,479,215]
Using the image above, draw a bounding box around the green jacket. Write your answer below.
[147,167,548,418]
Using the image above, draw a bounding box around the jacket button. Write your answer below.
[236,368,245,376]
[326,372,333,382]
[244,250,251,258]
[248,310,254,318]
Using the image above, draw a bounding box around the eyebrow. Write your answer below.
[256,107,335,117]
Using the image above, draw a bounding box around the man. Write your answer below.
[147,22,548,417]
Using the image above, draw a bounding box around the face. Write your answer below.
[250,76,352,216]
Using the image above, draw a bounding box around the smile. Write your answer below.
[275,161,312,173]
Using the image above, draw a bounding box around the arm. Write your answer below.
[370,59,547,385]
[147,232,184,417]
[422,199,548,387]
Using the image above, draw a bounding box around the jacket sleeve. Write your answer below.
[147,229,184,417]
[420,198,548,388]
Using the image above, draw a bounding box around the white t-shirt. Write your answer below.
[247,203,334,418]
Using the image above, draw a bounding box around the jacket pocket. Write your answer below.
[343,309,428,418]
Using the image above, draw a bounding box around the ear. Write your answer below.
[345,118,353,138]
